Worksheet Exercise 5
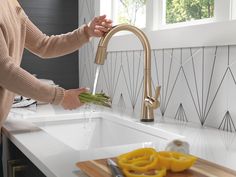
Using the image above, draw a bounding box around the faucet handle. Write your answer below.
[155,86,161,103]
[144,86,161,109]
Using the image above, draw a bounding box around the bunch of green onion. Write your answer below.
[79,92,111,108]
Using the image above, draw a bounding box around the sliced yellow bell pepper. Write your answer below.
[170,152,197,172]
[116,148,197,177]
[123,168,166,177]
[117,148,159,173]
[157,151,197,172]
[156,151,172,170]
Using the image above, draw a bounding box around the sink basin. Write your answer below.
[34,115,182,151]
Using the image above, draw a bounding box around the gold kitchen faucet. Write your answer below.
[95,24,160,122]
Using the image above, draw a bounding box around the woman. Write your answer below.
[0,0,112,174]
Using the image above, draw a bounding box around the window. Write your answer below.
[165,0,214,24]
[112,0,147,28]
[98,0,147,28]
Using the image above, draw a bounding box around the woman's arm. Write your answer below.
[25,20,90,59]
[25,15,112,59]
[0,29,64,104]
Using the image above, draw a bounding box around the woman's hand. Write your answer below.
[86,15,113,38]
[61,88,88,110]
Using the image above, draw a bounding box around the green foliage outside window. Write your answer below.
[166,0,214,24]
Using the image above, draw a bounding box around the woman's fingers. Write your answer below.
[95,25,110,33]
[76,87,89,94]
[100,21,112,28]
[87,15,113,38]
[61,88,89,110]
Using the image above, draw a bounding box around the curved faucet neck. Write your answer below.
[95,24,155,121]
[95,24,151,68]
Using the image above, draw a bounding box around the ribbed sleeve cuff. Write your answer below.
[51,87,65,105]
[76,24,91,43]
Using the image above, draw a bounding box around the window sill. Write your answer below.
[158,18,216,30]
[94,19,236,51]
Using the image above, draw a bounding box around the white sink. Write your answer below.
[34,115,183,151]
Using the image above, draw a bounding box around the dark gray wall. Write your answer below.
[19,0,79,89]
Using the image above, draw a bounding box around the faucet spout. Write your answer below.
[95,24,160,122]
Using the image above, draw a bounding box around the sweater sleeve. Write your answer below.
[25,18,90,59]
[0,29,64,105]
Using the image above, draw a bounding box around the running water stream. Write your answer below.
[92,65,101,95]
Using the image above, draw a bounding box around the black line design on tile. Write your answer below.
[182,48,202,66]
[133,51,143,107]
[118,93,126,109]
[101,66,110,95]
[133,51,135,107]
[219,111,236,132]
[203,47,236,125]
[123,51,143,109]
[154,48,203,118]
[88,45,95,88]
[112,52,122,97]
[174,103,188,122]
[190,48,202,121]
[161,56,182,116]
[121,65,133,107]
[79,0,93,22]
[202,47,205,124]
[79,45,95,89]
[162,49,165,113]
[106,53,112,94]
[203,47,218,117]
[85,0,93,20]
[228,45,230,66]
[99,50,144,109]
[153,50,160,86]
[182,65,202,122]
[152,50,162,114]
[125,51,134,106]
[203,47,218,122]
[101,52,123,99]
[163,49,174,111]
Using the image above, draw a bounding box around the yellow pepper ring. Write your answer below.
[170,152,197,172]
[157,151,172,170]
[117,148,159,173]
[118,154,158,172]
[132,160,153,167]
[121,155,150,164]
[123,168,166,177]
[157,151,197,172]
[118,148,157,162]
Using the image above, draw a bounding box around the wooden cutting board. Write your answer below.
[76,157,236,177]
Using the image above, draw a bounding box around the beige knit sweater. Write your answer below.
[0,0,90,129]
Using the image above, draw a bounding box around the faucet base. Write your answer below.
[140,119,154,122]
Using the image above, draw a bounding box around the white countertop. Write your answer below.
[3,104,236,177]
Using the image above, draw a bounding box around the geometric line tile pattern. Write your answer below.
[79,44,236,132]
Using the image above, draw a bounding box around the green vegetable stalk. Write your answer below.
[79,92,111,108]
